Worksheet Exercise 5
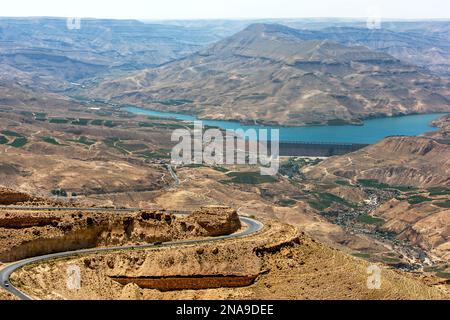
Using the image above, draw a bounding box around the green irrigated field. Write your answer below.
[41,136,61,145]
[307,191,356,211]
[358,214,384,225]
[136,149,171,159]
[49,118,70,124]
[1,130,23,137]
[220,171,278,185]
[0,135,8,144]
[9,137,28,148]
[407,195,432,205]
[117,142,148,152]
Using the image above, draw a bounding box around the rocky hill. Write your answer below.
[0,206,241,262]
[265,24,450,76]
[426,114,450,140]
[303,135,450,263]
[0,65,79,109]
[12,219,450,300]
[90,23,449,126]
[304,136,449,187]
[0,187,33,205]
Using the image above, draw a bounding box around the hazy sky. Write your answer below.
[0,0,449,20]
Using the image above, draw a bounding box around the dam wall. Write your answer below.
[277,141,369,157]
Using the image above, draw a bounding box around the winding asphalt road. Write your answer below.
[0,213,263,300]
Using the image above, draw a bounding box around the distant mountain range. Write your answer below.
[289,26,450,77]
[90,23,449,126]
[158,19,450,76]
[0,17,221,92]
[0,18,449,125]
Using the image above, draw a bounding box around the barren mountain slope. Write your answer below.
[0,103,176,199]
[426,114,450,140]
[90,23,450,125]
[0,74,77,109]
[303,136,450,262]
[153,19,450,75]
[304,136,449,187]
[284,26,450,77]
[12,219,450,300]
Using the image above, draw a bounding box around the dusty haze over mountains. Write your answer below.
[90,23,449,125]
[1,18,449,126]
[0,15,449,301]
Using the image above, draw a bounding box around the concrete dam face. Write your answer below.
[278,142,369,157]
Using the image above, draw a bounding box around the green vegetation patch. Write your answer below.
[20,111,34,117]
[427,187,450,196]
[71,118,90,126]
[220,171,278,185]
[104,137,120,148]
[436,271,450,279]
[181,164,207,169]
[0,135,8,144]
[104,120,119,128]
[358,214,384,225]
[34,112,47,121]
[327,119,351,126]
[307,200,328,211]
[278,198,297,207]
[357,179,416,192]
[434,200,450,208]
[103,137,127,154]
[279,159,304,178]
[147,115,170,121]
[307,192,356,211]
[393,185,418,192]
[423,265,450,279]
[407,195,432,205]
[1,130,23,137]
[423,266,442,272]
[156,123,192,130]
[213,166,229,173]
[156,99,193,106]
[95,111,113,117]
[304,121,322,125]
[137,149,171,159]
[335,180,352,187]
[117,143,148,152]
[20,110,33,116]
[41,136,61,145]
[90,119,104,126]
[8,137,28,148]
[138,122,155,127]
[51,188,67,197]
[381,256,402,264]
[352,253,371,259]
[358,179,390,189]
[49,118,70,124]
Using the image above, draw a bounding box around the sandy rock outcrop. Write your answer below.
[426,114,450,140]
[185,206,241,236]
[0,187,33,205]
[0,206,242,262]
[11,219,450,300]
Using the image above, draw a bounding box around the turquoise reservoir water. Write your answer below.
[125,106,447,144]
